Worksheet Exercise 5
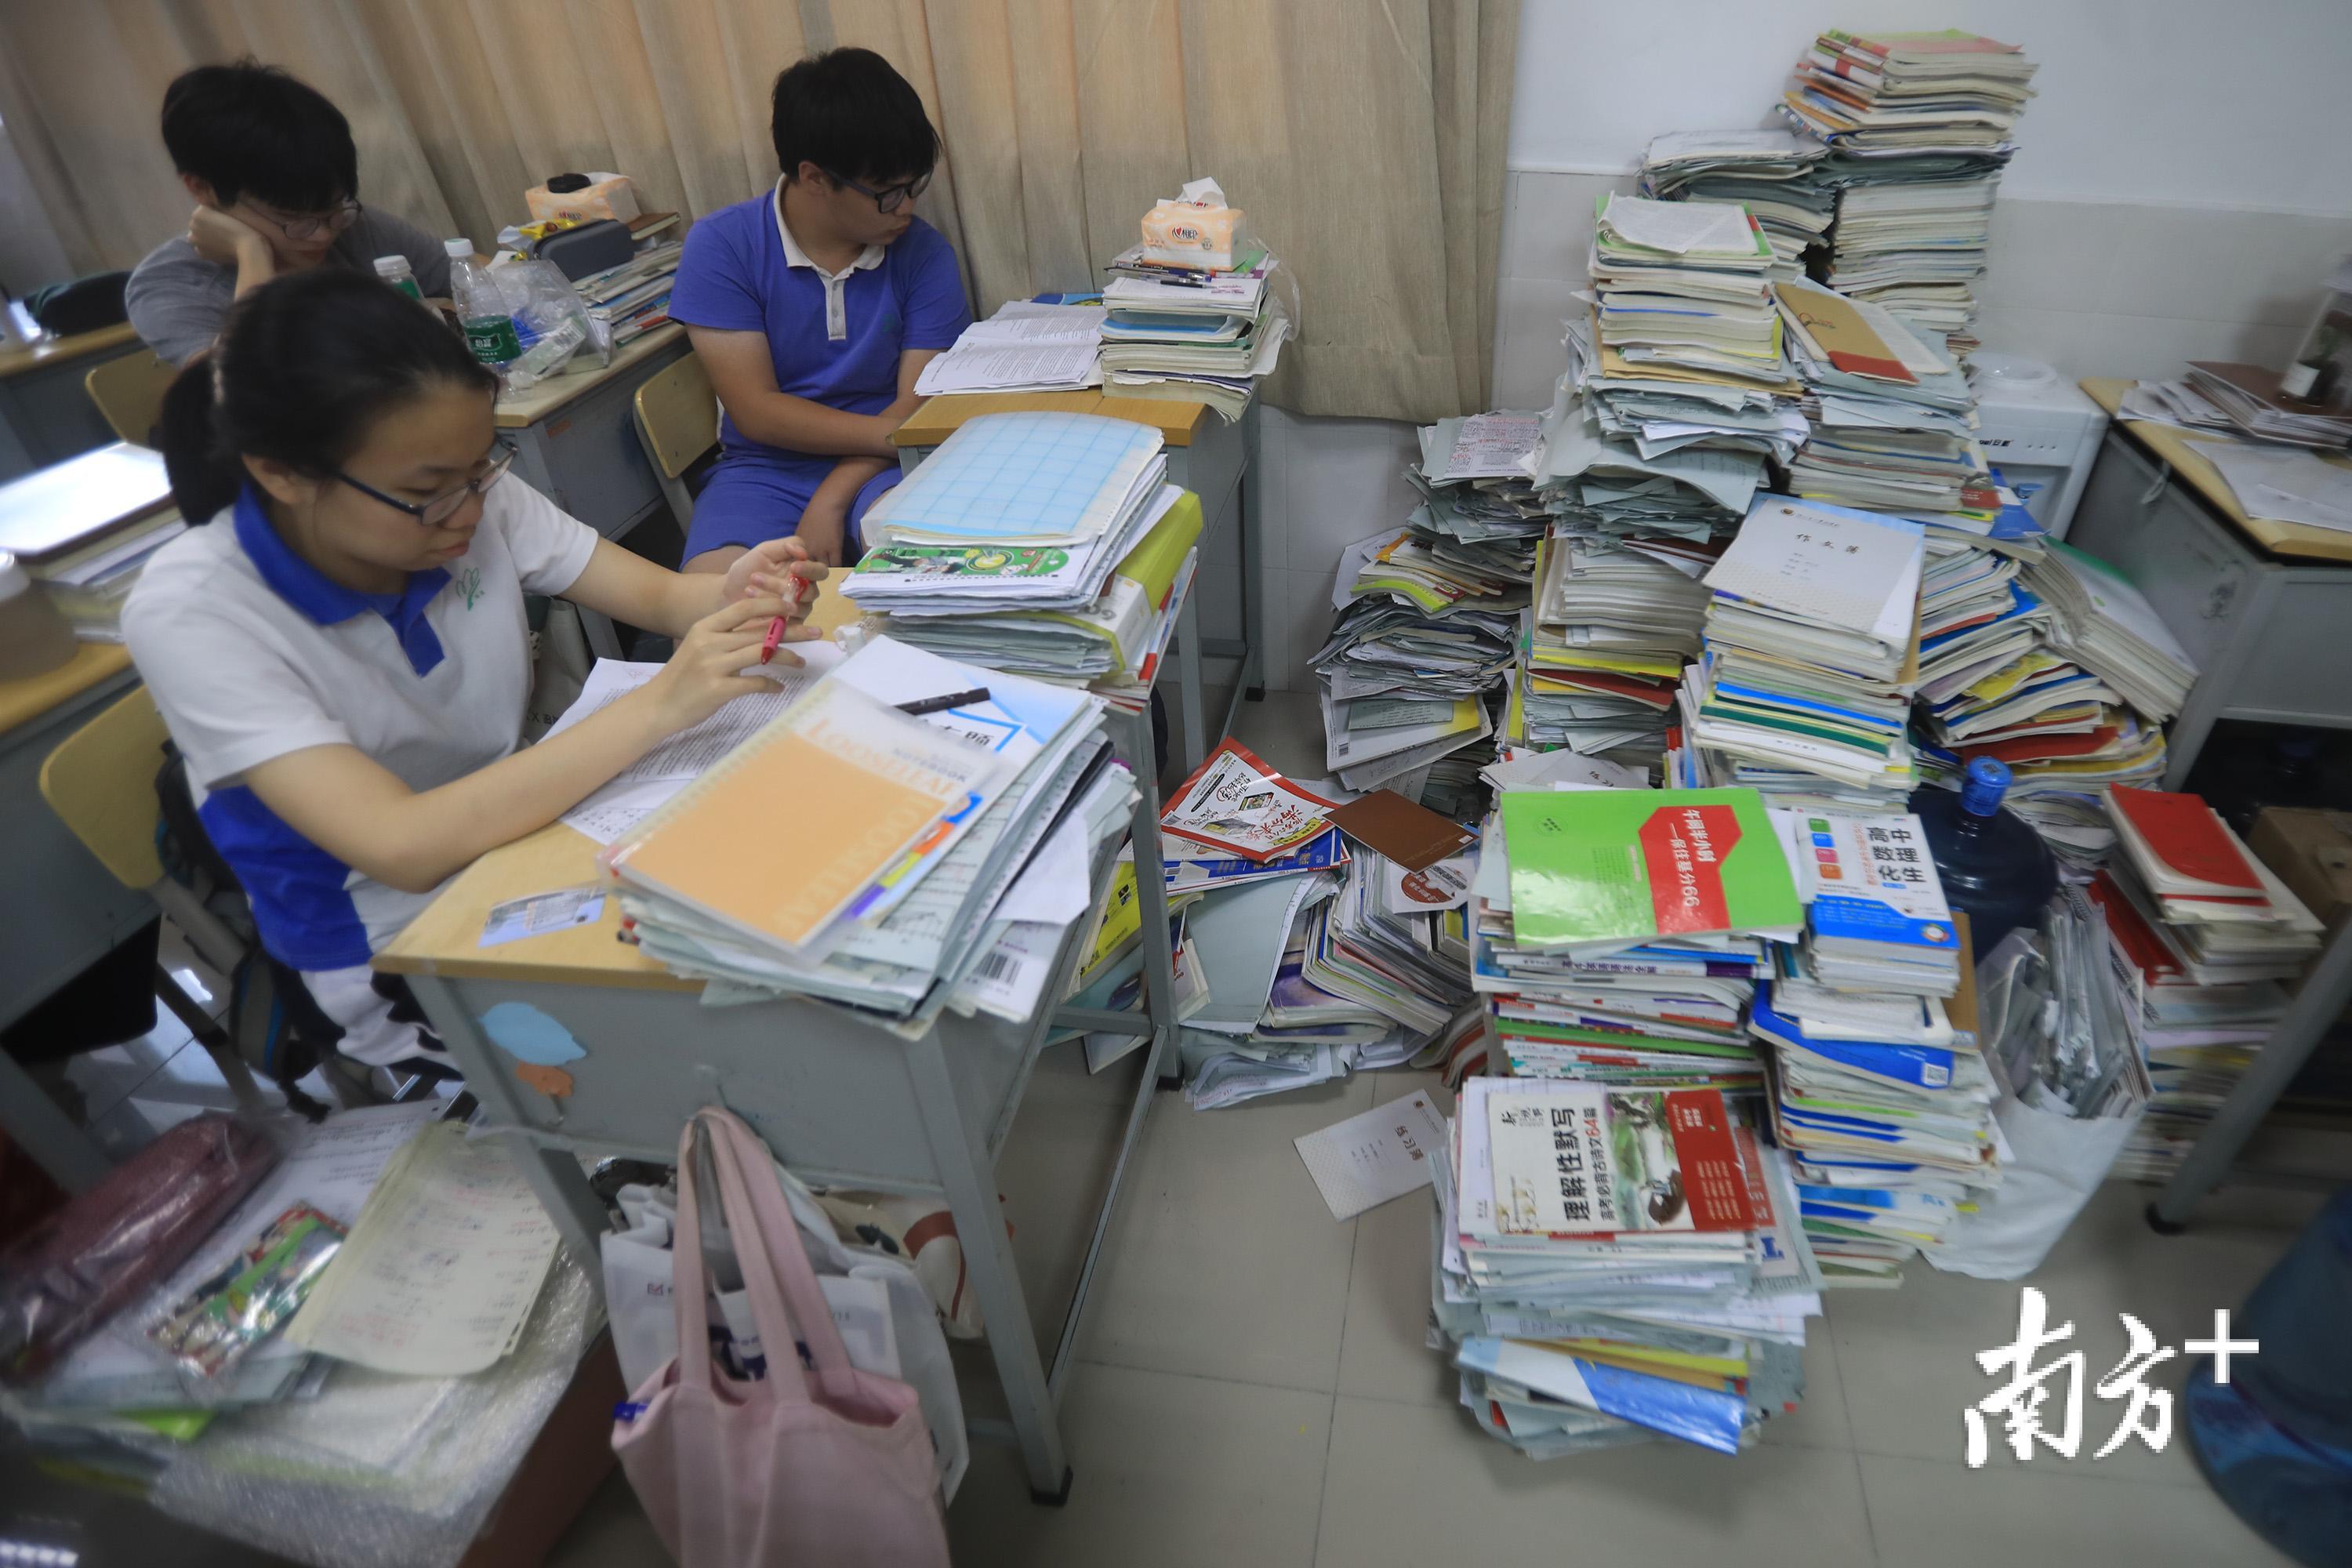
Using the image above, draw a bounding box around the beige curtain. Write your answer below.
[0,0,1515,419]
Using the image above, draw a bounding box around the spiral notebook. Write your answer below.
[604,680,1007,957]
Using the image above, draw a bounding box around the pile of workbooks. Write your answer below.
[573,238,681,347]
[1150,742,1482,1106]
[1591,193,1784,382]
[1098,227,1290,420]
[839,412,1202,713]
[1431,1076,1824,1457]
[1310,415,1541,795]
[2092,787,2323,1178]
[1471,783,1802,1093]
[604,635,1135,1036]
[1640,130,1831,282]
[1750,810,1996,1284]
[1675,495,1925,813]
[1780,29,2040,351]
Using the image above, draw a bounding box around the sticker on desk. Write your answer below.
[479,884,604,947]
[479,1001,587,1065]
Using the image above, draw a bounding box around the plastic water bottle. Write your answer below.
[1909,757,2056,953]
[372,255,423,303]
[445,238,520,370]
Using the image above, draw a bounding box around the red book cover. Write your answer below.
[2088,871,2185,984]
[2110,786,2261,891]
[1958,725,2123,765]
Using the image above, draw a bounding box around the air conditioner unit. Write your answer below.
[1969,354,2109,540]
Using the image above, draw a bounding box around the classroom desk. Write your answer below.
[376,590,1185,1502]
[891,390,1267,777]
[0,323,143,484]
[496,324,692,657]
[2072,379,2352,788]
[0,643,147,1189]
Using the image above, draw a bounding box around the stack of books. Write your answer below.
[1098,247,1289,421]
[1748,811,1994,1285]
[1676,495,1925,813]
[914,303,1105,396]
[1471,786,1802,1093]
[605,637,1134,1036]
[2021,542,2201,727]
[1639,130,1831,282]
[1432,1077,1822,1457]
[1515,532,1707,764]
[1773,277,1988,514]
[573,238,682,347]
[1590,194,1783,383]
[2181,362,2352,449]
[1781,30,2040,351]
[840,412,1201,713]
[2094,787,2324,1178]
[26,512,187,641]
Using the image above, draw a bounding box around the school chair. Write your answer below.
[630,349,718,527]
[83,350,176,448]
[38,688,266,1115]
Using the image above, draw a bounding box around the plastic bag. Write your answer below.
[489,257,608,384]
[601,1167,967,1502]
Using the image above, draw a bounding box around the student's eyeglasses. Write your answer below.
[822,169,931,214]
[252,199,364,242]
[336,442,517,527]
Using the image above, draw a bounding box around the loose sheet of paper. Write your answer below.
[479,884,604,946]
[914,341,1103,395]
[1599,193,1759,256]
[1294,1091,1449,1221]
[2197,441,2352,532]
[288,1121,559,1376]
[1440,412,1543,480]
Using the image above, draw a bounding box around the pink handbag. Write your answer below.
[612,1109,950,1566]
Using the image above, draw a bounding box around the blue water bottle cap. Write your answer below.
[1960,757,2011,817]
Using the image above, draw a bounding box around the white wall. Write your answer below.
[1258,2,2352,693]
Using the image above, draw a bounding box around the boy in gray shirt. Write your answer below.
[126,62,450,365]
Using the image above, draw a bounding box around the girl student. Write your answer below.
[125,267,826,1080]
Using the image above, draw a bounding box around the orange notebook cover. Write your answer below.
[607,682,982,955]
[1774,282,1916,384]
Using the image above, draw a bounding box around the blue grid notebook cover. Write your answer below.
[865,412,1165,544]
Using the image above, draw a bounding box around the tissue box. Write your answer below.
[1140,183,1244,270]
[526,173,641,226]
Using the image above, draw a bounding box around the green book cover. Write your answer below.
[1501,787,1802,948]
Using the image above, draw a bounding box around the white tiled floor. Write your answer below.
[9,702,2337,1567]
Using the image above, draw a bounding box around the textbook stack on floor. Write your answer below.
[1749,811,1995,1285]
[1639,130,1832,283]
[605,634,1135,1036]
[1470,785,1802,1093]
[839,412,1203,712]
[1155,743,1478,1106]
[1430,1076,1824,1457]
[1309,415,1539,794]
[2092,787,2324,1179]
[1780,30,2040,353]
[1675,494,1925,814]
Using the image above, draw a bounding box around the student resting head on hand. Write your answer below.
[127,269,825,1080]
[125,60,455,366]
[668,45,975,575]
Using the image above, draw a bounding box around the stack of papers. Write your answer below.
[1431,1080,1822,1457]
[842,413,1201,711]
[2020,542,2198,724]
[603,637,1135,1036]
[1676,496,1924,812]
[2195,440,2352,532]
[1750,815,1993,1285]
[1471,786,1802,1092]
[2183,362,2352,450]
[1098,246,1290,420]
[913,303,1105,397]
[1779,31,2038,351]
[1640,130,1831,283]
[1591,194,1781,380]
[572,238,684,347]
[2092,788,2322,1178]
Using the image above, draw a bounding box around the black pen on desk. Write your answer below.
[898,688,992,717]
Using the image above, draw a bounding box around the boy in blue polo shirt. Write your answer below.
[670,48,972,572]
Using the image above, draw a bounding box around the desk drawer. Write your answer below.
[2067,431,2254,676]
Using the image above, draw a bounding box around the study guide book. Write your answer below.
[1498,786,1802,949]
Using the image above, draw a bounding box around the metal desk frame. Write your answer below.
[898,395,1267,779]
[398,683,1185,1504]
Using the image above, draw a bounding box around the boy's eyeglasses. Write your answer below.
[337,442,517,527]
[252,199,363,242]
[822,169,931,214]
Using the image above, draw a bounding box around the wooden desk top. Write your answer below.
[493,322,688,430]
[376,583,862,987]
[0,642,132,736]
[2080,378,2352,565]
[891,391,1210,449]
[0,322,140,383]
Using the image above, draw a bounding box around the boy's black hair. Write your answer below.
[160,60,358,214]
[769,47,940,187]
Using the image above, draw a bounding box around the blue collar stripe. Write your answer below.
[231,486,450,677]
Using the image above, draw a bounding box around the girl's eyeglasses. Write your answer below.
[336,443,517,527]
[822,169,932,214]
